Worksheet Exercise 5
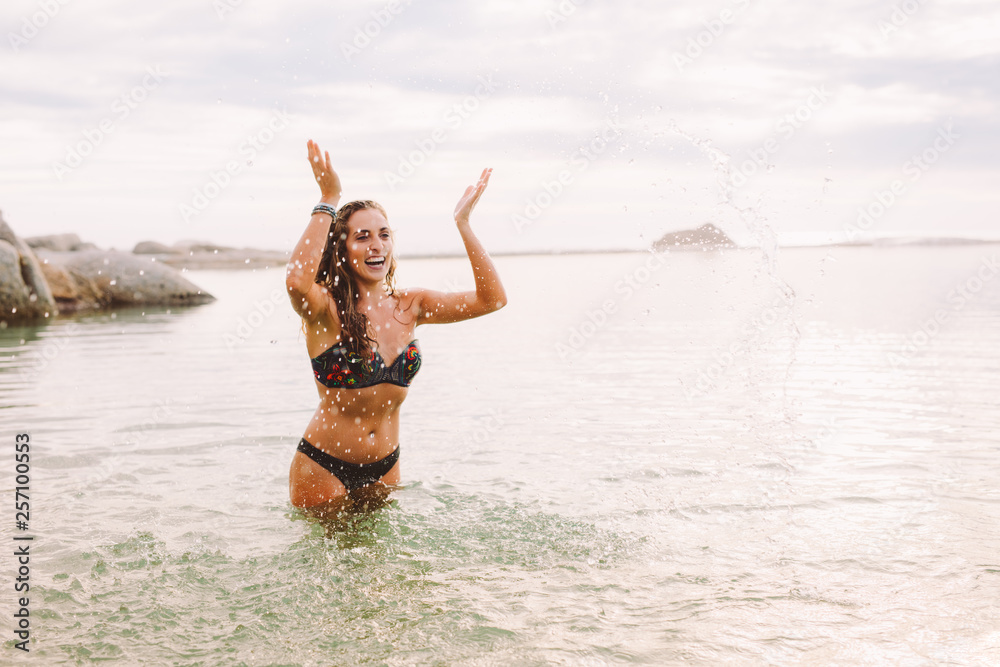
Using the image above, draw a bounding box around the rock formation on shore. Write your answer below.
[1,212,217,323]
[35,249,216,313]
[130,239,290,270]
[0,212,57,322]
[652,223,736,251]
[21,233,98,253]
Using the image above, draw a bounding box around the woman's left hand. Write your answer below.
[454,167,492,225]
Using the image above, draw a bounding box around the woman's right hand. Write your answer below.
[307,139,342,200]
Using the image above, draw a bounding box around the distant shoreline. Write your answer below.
[162,238,1000,270]
[25,234,1000,272]
[378,237,1000,261]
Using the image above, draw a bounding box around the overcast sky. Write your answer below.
[1,0,997,255]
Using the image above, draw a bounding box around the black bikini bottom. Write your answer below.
[297,438,399,491]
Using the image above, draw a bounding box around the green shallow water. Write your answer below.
[34,490,646,665]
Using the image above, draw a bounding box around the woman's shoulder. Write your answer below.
[395,286,425,303]
[393,287,425,320]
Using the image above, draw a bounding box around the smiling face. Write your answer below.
[344,207,393,283]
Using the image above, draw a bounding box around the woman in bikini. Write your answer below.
[285,139,507,516]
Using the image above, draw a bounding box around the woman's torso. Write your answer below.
[300,289,418,463]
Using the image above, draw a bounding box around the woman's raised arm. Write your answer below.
[415,168,508,325]
[286,140,342,319]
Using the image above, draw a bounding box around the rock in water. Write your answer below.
[652,223,736,251]
[0,211,58,323]
[36,250,216,310]
[133,241,180,255]
[23,233,92,252]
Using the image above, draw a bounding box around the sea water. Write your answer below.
[1,245,999,665]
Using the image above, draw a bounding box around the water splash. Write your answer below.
[666,120,804,492]
[666,123,784,285]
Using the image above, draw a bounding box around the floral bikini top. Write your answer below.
[311,339,421,389]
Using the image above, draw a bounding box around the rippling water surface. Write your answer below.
[2,245,999,665]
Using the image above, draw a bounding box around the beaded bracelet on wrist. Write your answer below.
[312,203,338,219]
